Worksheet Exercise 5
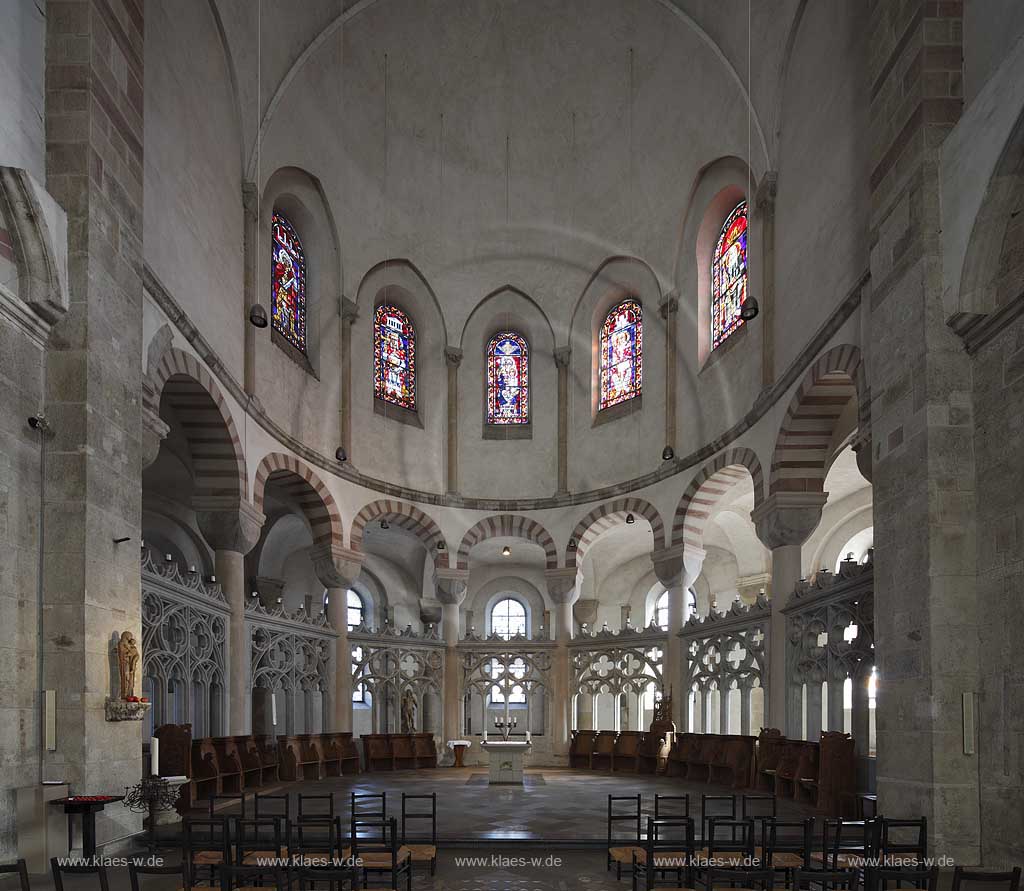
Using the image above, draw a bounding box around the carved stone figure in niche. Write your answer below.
[401,690,417,733]
[117,630,140,700]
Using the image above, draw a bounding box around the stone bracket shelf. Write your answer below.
[105,699,151,722]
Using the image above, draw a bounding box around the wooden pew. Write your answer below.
[361,734,394,771]
[391,733,418,770]
[590,731,617,770]
[254,734,280,785]
[413,733,437,768]
[232,735,263,789]
[569,730,598,768]
[638,731,670,774]
[612,730,643,772]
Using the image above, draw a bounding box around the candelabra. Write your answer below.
[124,776,180,853]
[494,715,518,741]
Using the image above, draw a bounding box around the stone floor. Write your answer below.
[191,767,815,844]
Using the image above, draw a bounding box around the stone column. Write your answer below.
[197,502,266,735]
[312,544,364,734]
[554,347,571,494]
[659,295,679,453]
[340,299,358,462]
[751,493,826,734]
[42,0,147,847]
[652,545,705,728]
[242,181,258,396]
[850,670,871,757]
[867,1,979,861]
[435,569,468,744]
[754,172,777,388]
[444,347,463,495]
[546,568,578,758]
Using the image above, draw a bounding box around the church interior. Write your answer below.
[2,0,1024,888]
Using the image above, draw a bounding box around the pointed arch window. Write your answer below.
[486,332,529,425]
[271,211,307,353]
[374,304,416,410]
[711,200,748,350]
[598,299,643,411]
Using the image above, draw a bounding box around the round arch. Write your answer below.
[253,453,344,550]
[672,447,764,549]
[456,514,558,570]
[566,497,666,568]
[350,499,449,565]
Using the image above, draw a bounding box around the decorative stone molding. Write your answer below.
[553,346,572,369]
[569,622,668,645]
[573,598,598,628]
[349,621,442,643]
[444,346,463,367]
[105,699,151,722]
[141,403,170,470]
[245,595,334,631]
[651,543,705,589]
[434,569,469,605]
[0,166,69,345]
[141,550,227,604]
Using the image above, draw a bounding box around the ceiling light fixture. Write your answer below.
[380,519,390,530]
[740,296,759,321]
[661,445,675,461]
[437,541,446,551]
[501,546,511,557]
[625,513,635,525]
[335,447,347,462]
[249,304,269,328]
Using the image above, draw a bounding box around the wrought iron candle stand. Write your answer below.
[494,715,518,741]
[124,776,180,853]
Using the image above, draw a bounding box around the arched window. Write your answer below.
[374,304,416,409]
[655,591,668,630]
[711,200,748,350]
[490,597,527,639]
[486,332,529,425]
[271,211,307,353]
[347,589,365,629]
[599,299,643,411]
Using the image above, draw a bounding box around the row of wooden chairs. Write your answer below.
[186,791,438,879]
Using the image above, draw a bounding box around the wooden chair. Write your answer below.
[183,817,231,885]
[607,794,644,879]
[50,859,110,891]
[760,817,814,887]
[705,867,775,891]
[253,794,291,851]
[234,818,285,867]
[127,862,186,891]
[865,867,939,891]
[0,859,30,891]
[631,817,695,891]
[352,791,386,821]
[351,817,411,891]
[742,795,777,820]
[792,869,858,891]
[294,864,359,891]
[878,818,926,868]
[217,864,286,891]
[700,818,755,870]
[298,793,335,820]
[700,794,737,842]
[812,818,879,870]
[207,793,246,819]
[655,794,690,820]
[951,868,1022,891]
[293,816,348,866]
[401,792,438,876]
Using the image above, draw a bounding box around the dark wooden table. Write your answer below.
[50,796,125,859]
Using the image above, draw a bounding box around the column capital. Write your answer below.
[755,170,778,216]
[242,180,259,218]
[659,294,680,318]
[309,542,364,589]
[444,346,463,368]
[341,296,359,324]
[253,575,285,608]
[750,492,827,550]
[651,544,706,589]
[141,403,169,470]
[851,429,873,483]
[195,498,266,554]
[544,567,578,604]
[553,346,572,368]
[434,568,469,604]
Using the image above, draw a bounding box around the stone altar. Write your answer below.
[480,740,532,785]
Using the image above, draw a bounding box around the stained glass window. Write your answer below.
[373,304,416,410]
[486,332,529,425]
[711,200,748,350]
[271,211,307,352]
[598,299,643,411]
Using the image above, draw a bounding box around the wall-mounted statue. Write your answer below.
[117,630,140,701]
[401,689,417,733]
[650,686,675,733]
